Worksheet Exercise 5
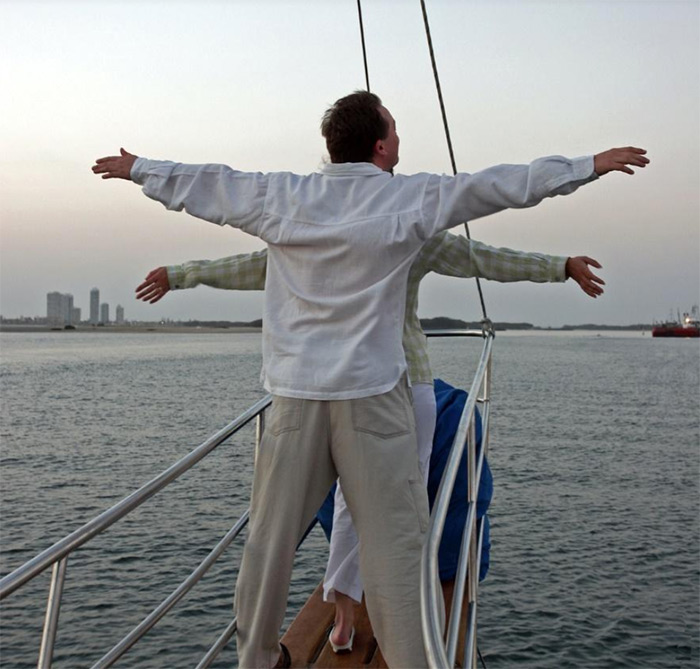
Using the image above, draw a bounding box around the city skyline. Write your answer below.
[3,282,693,328]
[1,2,698,326]
[38,286,124,326]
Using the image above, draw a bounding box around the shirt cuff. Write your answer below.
[550,255,569,282]
[573,155,598,182]
[130,156,149,184]
[166,265,186,291]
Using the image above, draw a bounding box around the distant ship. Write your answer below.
[652,306,700,338]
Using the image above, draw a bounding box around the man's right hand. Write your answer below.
[136,267,171,303]
[92,148,138,180]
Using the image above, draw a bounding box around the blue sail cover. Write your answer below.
[430,378,492,582]
[316,378,493,582]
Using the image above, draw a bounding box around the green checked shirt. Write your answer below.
[167,233,567,384]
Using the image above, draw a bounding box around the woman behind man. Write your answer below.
[136,234,605,651]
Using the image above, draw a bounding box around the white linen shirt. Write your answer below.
[131,157,595,399]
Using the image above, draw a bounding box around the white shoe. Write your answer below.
[329,626,355,654]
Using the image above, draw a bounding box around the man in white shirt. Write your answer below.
[93,90,648,668]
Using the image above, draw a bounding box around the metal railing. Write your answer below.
[0,395,272,668]
[2,329,493,668]
[421,325,495,669]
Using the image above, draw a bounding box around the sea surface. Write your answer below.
[0,330,698,668]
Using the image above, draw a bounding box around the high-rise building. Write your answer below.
[115,305,124,325]
[47,292,75,327]
[47,292,63,327]
[100,302,109,324]
[72,307,81,324]
[90,288,99,325]
[63,294,74,326]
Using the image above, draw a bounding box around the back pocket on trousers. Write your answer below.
[351,390,411,439]
[268,397,302,436]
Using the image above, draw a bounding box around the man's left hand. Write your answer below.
[92,148,137,180]
[566,256,605,298]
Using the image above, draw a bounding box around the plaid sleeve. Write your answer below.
[401,240,438,385]
[428,232,567,283]
[402,232,568,385]
[166,249,268,291]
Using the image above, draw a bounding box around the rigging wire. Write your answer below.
[353,5,492,666]
[419,0,489,323]
[357,0,371,91]
[419,0,494,659]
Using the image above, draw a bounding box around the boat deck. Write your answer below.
[281,580,466,668]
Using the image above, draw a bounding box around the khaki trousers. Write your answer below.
[323,382,437,604]
[234,378,430,669]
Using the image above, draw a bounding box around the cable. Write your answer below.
[353,7,494,665]
[419,0,489,323]
[357,0,371,91]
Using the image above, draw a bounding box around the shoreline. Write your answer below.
[0,325,263,334]
[0,324,654,335]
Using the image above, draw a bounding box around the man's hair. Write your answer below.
[321,91,388,163]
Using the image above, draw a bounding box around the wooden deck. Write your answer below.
[280,580,467,668]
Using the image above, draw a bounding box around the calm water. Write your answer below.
[0,330,698,668]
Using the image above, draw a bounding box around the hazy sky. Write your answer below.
[1,0,698,326]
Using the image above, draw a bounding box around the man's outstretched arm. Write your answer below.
[93,146,649,243]
[92,149,267,235]
[421,146,649,239]
[92,147,648,181]
[135,250,268,304]
[421,232,605,297]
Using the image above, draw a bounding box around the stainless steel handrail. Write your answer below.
[196,618,238,669]
[0,395,272,668]
[4,328,489,668]
[420,330,494,669]
[464,517,487,668]
[91,511,250,669]
[0,395,272,601]
[423,328,486,338]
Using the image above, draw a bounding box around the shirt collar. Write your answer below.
[318,162,387,177]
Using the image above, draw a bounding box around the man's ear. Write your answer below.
[373,138,386,157]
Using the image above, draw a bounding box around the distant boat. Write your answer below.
[652,306,700,338]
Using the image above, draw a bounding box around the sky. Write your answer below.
[1,0,698,327]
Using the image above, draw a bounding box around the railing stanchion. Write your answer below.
[37,556,68,669]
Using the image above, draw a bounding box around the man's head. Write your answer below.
[321,91,399,171]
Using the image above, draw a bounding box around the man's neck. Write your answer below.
[370,158,393,175]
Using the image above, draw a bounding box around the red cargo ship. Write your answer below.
[652,306,700,338]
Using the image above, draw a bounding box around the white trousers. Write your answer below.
[323,382,437,604]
